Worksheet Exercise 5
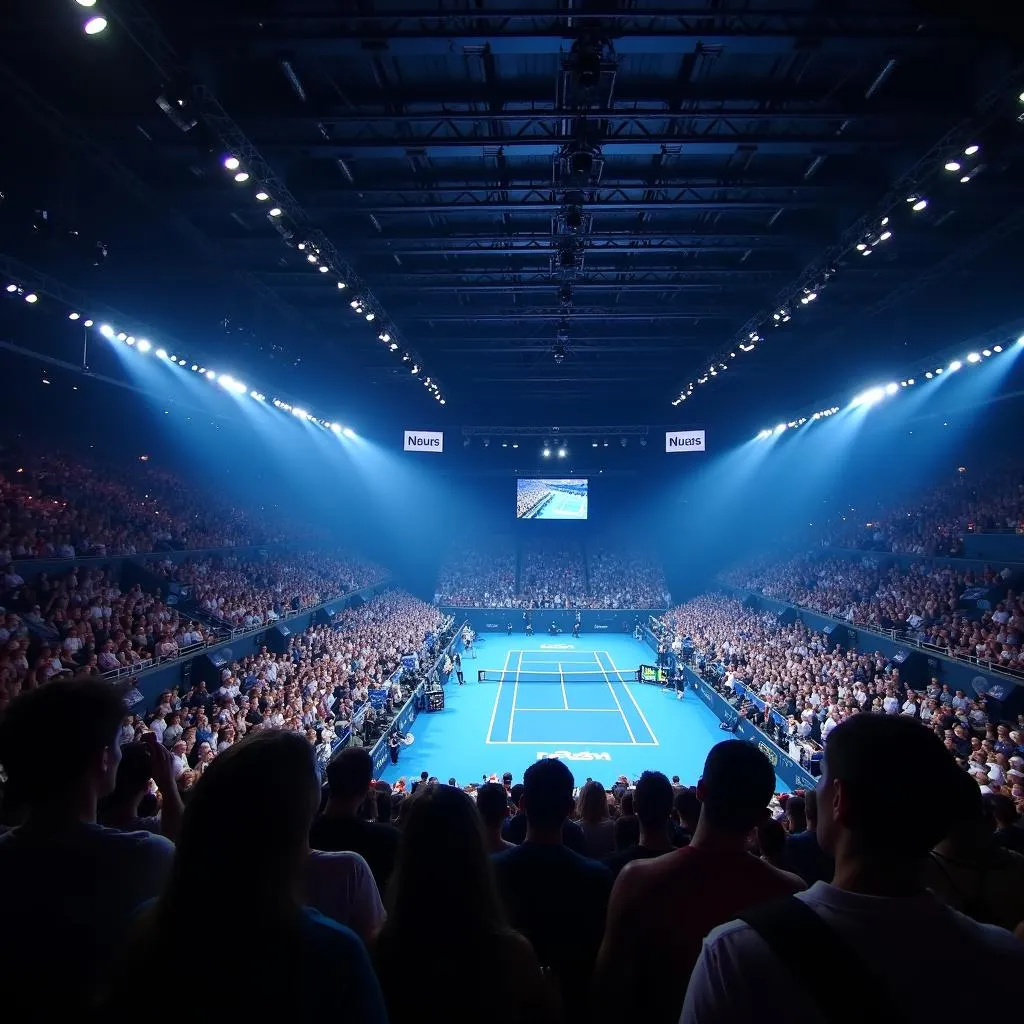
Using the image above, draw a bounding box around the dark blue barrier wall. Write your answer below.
[11,543,293,581]
[440,607,661,635]
[961,533,1024,564]
[680,670,817,791]
[721,587,1024,717]
[371,686,424,778]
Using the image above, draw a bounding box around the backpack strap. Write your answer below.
[739,896,902,1024]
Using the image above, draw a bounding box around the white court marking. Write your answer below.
[485,649,511,744]
[606,651,660,746]
[485,649,656,745]
[506,649,523,743]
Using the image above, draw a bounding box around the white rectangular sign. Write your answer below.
[665,429,706,453]
[403,429,444,453]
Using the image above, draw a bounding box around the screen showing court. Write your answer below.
[516,478,589,520]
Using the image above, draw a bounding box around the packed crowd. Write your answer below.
[0,452,294,559]
[110,589,444,798]
[148,551,388,629]
[434,538,669,608]
[519,540,589,607]
[720,554,1024,675]
[660,595,1024,808]
[821,469,1024,554]
[586,543,670,609]
[434,539,518,606]
[0,563,216,698]
[2,678,1022,1023]
[516,479,554,518]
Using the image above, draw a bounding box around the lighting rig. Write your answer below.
[550,32,617,367]
[672,69,1024,408]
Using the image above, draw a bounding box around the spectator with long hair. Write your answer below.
[108,731,387,1022]
[373,783,550,1024]
[577,780,616,858]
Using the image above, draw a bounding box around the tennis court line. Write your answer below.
[506,649,523,743]
[514,708,623,713]
[485,649,511,744]
[596,654,638,744]
[495,739,659,747]
[606,651,660,746]
[558,662,568,709]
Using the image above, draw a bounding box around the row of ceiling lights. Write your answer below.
[672,85,1023,408]
[754,333,1023,440]
[70,2,443,407]
[3,281,373,425]
[468,436,647,453]
[215,156,445,405]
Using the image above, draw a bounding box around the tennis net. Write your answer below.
[477,668,638,684]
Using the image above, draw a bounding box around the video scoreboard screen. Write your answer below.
[516,478,588,520]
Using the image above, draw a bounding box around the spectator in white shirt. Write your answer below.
[682,714,1024,1024]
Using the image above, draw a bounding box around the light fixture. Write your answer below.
[75,0,97,6]
[255,191,269,201]
[964,144,980,156]
[83,16,107,34]
[68,312,81,320]
[233,171,250,183]
[542,447,551,457]
[944,161,961,172]
[948,360,962,372]
[336,281,346,289]
[136,339,152,353]
[4,284,17,293]
[318,265,329,273]
[365,312,375,321]
[24,293,38,303]
[268,207,282,218]
[967,352,981,363]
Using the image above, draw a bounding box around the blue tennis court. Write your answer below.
[376,633,790,790]
[529,490,588,520]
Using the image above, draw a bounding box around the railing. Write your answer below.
[96,579,391,685]
[328,617,465,757]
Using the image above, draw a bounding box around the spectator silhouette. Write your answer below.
[374,783,550,1023]
[785,789,834,885]
[922,766,1024,931]
[493,758,612,1024]
[107,730,387,1022]
[594,741,803,1024]
[604,770,676,878]
[682,715,1024,1024]
[310,747,400,895]
[0,677,175,1016]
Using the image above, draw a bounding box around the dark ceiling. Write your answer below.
[2,1,1023,432]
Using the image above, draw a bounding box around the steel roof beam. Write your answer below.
[177,196,847,215]
[221,106,922,131]
[195,9,969,56]
[399,309,735,321]
[254,136,876,157]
